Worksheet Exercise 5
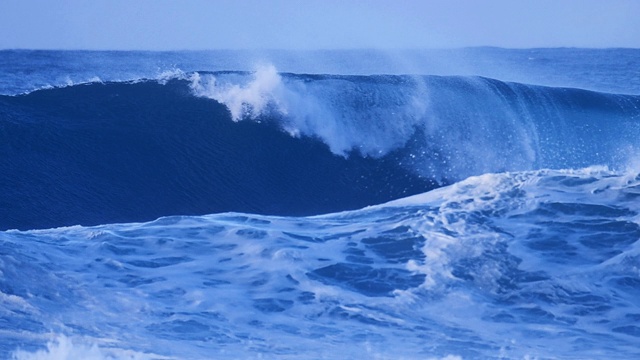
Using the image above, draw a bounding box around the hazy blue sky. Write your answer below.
[1,0,639,50]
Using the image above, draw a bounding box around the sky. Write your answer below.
[1,0,639,50]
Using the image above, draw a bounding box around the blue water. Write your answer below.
[1,49,640,359]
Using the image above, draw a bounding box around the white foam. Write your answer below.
[11,335,155,360]
[190,65,428,157]
[190,65,286,122]
[156,68,187,85]
[4,166,640,359]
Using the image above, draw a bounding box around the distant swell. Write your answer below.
[1,70,639,230]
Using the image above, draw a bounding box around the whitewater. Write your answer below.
[1,48,640,359]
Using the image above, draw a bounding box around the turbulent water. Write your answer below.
[1,49,640,359]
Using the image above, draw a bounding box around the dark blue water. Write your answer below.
[0,78,436,230]
[1,49,640,359]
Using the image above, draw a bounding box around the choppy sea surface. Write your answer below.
[1,48,640,359]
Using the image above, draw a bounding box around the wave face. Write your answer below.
[1,69,639,230]
[3,167,640,359]
[0,77,436,230]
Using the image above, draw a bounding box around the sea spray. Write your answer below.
[190,66,430,157]
[190,69,640,181]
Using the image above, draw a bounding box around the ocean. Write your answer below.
[1,48,639,359]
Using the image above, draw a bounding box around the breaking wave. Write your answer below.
[1,67,639,230]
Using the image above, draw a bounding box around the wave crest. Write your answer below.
[190,66,640,181]
[190,66,428,157]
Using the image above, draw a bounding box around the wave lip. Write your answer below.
[191,66,429,158]
[192,66,640,180]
